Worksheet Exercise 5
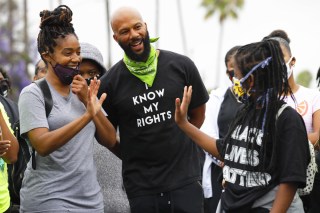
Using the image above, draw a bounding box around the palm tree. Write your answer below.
[201,0,244,88]
[154,0,187,54]
[155,0,160,49]
[23,0,29,70]
[105,0,112,68]
[177,0,187,55]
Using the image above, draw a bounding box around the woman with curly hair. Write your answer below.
[18,5,116,212]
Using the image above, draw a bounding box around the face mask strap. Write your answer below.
[240,56,272,84]
[286,55,294,66]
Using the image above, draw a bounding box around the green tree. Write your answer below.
[296,70,313,88]
[201,0,244,88]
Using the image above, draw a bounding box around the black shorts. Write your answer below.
[129,181,204,213]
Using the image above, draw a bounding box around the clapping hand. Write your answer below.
[72,74,88,105]
[86,77,106,118]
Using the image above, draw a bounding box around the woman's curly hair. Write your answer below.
[37,5,77,55]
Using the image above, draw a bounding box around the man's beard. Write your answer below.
[119,31,151,62]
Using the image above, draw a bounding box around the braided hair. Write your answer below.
[223,40,291,184]
[224,45,241,67]
[263,29,297,106]
[263,29,292,60]
[37,5,77,56]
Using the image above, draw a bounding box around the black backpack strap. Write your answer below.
[34,78,53,117]
[0,95,19,129]
[32,78,53,169]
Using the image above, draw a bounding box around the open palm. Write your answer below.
[86,78,106,117]
[175,86,192,126]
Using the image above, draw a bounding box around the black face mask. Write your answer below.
[0,79,10,97]
[52,63,79,85]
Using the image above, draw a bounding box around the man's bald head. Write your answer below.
[110,7,144,33]
[110,6,150,62]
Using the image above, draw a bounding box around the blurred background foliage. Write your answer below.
[296,70,312,88]
[0,0,36,102]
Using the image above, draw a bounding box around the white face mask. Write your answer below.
[286,56,294,78]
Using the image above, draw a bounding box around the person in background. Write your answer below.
[263,30,320,145]
[79,42,130,213]
[33,59,48,81]
[18,5,116,212]
[98,6,209,213]
[202,45,243,213]
[79,42,105,82]
[0,69,11,98]
[0,67,19,213]
[175,39,309,212]
[263,30,320,212]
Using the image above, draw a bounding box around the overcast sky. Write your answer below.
[25,0,320,89]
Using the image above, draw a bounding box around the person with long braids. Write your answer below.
[175,40,310,212]
[18,5,116,212]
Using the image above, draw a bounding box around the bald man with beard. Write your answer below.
[98,6,209,213]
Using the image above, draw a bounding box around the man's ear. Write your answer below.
[113,34,117,42]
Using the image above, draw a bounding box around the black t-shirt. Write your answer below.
[216,106,310,211]
[99,50,209,198]
[218,88,243,138]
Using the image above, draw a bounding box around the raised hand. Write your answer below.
[72,74,88,105]
[175,86,192,126]
[86,77,107,118]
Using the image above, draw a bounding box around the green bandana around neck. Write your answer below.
[123,42,158,87]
